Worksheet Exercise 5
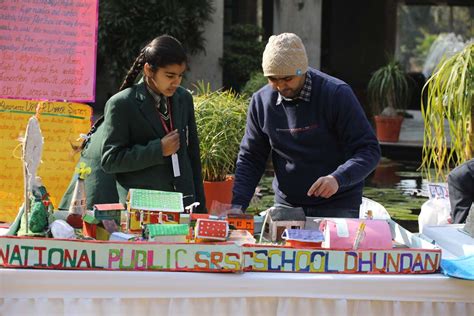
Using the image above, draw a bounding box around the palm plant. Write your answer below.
[420,43,473,181]
[193,82,248,182]
[367,59,412,142]
[367,59,411,117]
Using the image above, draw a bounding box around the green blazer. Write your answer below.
[101,81,206,212]
[59,117,119,210]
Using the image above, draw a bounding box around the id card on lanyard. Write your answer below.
[159,98,180,178]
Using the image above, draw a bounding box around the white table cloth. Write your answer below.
[1,268,473,316]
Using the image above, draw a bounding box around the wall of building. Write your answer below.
[184,0,224,91]
[272,0,322,69]
[320,0,396,115]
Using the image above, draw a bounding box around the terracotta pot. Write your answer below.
[203,176,234,211]
[374,115,404,142]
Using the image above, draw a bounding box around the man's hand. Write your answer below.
[161,130,180,156]
[307,175,339,198]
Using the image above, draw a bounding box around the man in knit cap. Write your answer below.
[232,33,381,217]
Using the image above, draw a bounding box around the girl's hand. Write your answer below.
[161,130,180,156]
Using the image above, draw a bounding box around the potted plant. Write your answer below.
[193,82,248,211]
[367,59,412,142]
[420,43,473,181]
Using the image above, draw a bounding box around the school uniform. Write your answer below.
[101,80,206,212]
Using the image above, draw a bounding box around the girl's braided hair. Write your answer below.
[118,35,187,91]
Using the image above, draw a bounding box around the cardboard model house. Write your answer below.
[127,189,184,231]
[145,224,190,242]
[262,206,306,242]
[227,214,254,235]
[93,203,125,225]
[195,218,228,241]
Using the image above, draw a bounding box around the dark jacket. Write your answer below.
[59,117,119,210]
[101,81,206,212]
[232,68,381,211]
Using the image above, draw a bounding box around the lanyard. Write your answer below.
[158,97,174,134]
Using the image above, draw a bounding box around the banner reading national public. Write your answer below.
[0,0,98,102]
[0,99,92,222]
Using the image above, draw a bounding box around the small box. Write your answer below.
[109,232,138,241]
[282,229,324,248]
[195,219,228,241]
[320,218,392,250]
[82,214,100,238]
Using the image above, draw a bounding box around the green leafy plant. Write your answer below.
[221,24,266,92]
[367,59,412,117]
[241,72,268,98]
[98,0,214,86]
[193,82,248,182]
[420,43,473,181]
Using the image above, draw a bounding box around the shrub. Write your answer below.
[98,0,214,86]
[241,72,268,98]
[221,24,265,92]
[193,82,248,182]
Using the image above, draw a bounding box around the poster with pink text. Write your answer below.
[0,0,98,102]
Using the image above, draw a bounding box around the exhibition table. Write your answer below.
[1,268,473,316]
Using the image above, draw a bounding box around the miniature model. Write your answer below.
[127,189,184,231]
[262,206,306,242]
[195,218,229,241]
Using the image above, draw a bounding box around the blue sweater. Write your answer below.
[232,68,381,211]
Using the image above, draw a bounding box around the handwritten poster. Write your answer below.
[0,0,98,101]
[428,183,449,199]
[0,98,92,222]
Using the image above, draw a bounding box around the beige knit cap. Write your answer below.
[262,33,308,77]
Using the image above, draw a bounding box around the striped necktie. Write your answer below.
[159,96,168,116]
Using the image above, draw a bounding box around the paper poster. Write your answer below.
[428,183,449,199]
[0,99,92,222]
[0,0,98,102]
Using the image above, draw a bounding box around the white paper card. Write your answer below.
[428,183,449,199]
[333,218,349,237]
[172,153,180,177]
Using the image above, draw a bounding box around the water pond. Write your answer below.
[247,158,431,233]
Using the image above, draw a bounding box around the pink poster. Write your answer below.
[0,0,98,102]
